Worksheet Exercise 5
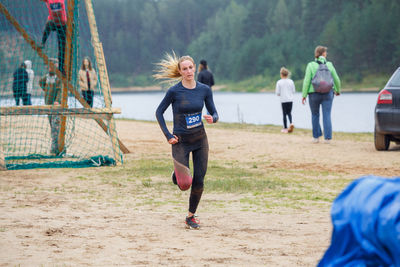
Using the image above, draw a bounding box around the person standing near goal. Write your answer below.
[12,62,29,106]
[154,53,219,229]
[39,59,62,155]
[24,60,34,106]
[79,57,97,108]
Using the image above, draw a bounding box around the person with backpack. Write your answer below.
[39,0,67,74]
[302,46,341,144]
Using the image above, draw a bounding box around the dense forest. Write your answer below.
[93,0,400,87]
[2,0,397,88]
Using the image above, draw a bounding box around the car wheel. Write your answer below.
[374,128,390,151]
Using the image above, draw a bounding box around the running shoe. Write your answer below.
[288,124,294,133]
[281,128,288,133]
[185,216,200,229]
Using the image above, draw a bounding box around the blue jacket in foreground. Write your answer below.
[319,175,400,267]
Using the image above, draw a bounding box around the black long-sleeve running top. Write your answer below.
[156,81,219,140]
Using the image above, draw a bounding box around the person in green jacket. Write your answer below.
[302,46,341,144]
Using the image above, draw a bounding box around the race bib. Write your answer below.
[185,112,202,129]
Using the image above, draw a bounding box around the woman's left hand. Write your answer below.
[203,114,214,124]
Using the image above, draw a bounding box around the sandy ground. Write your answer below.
[1,120,399,266]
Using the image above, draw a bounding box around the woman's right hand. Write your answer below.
[302,97,307,105]
[168,135,179,144]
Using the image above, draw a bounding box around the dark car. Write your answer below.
[374,67,400,150]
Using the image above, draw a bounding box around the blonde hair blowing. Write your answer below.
[153,52,195,83]
[280,67,290,77]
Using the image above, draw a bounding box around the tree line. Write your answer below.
[93,0,400,86]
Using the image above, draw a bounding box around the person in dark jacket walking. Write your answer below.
[12,63,29,106]
[197,59,215,88]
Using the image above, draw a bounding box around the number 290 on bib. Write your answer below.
[185,112,202,129]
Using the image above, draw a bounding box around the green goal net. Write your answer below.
[0,0,125,170]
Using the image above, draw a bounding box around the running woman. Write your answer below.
[154,53,219,229]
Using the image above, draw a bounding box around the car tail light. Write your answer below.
[377,89,392,104]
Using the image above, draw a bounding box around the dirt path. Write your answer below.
[1,121,399,266]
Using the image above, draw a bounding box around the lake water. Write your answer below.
[0,91,377,133]
[111,91,379,133]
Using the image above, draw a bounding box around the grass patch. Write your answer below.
[141,178,152,187]
[205,160,353,209]
[74,176,88,181]
[342,72,391,91]
[56,155,352,210]
[1,119,362,212]
[211,122,373,142]
[206,177,287,193]
[98,158,172,179]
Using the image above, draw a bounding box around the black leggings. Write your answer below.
[281,102,293,129]
[42,21,66,74]
[82,90,94,107]
[13,89,29,106]
[172,128,209,214]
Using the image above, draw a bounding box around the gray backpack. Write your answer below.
[311,61,334,93]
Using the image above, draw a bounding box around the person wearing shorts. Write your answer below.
[155,53,218,229]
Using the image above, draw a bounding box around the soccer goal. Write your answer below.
[0,0,129,170]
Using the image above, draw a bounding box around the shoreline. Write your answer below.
[110,84,227,93]
[0,85,379,97]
